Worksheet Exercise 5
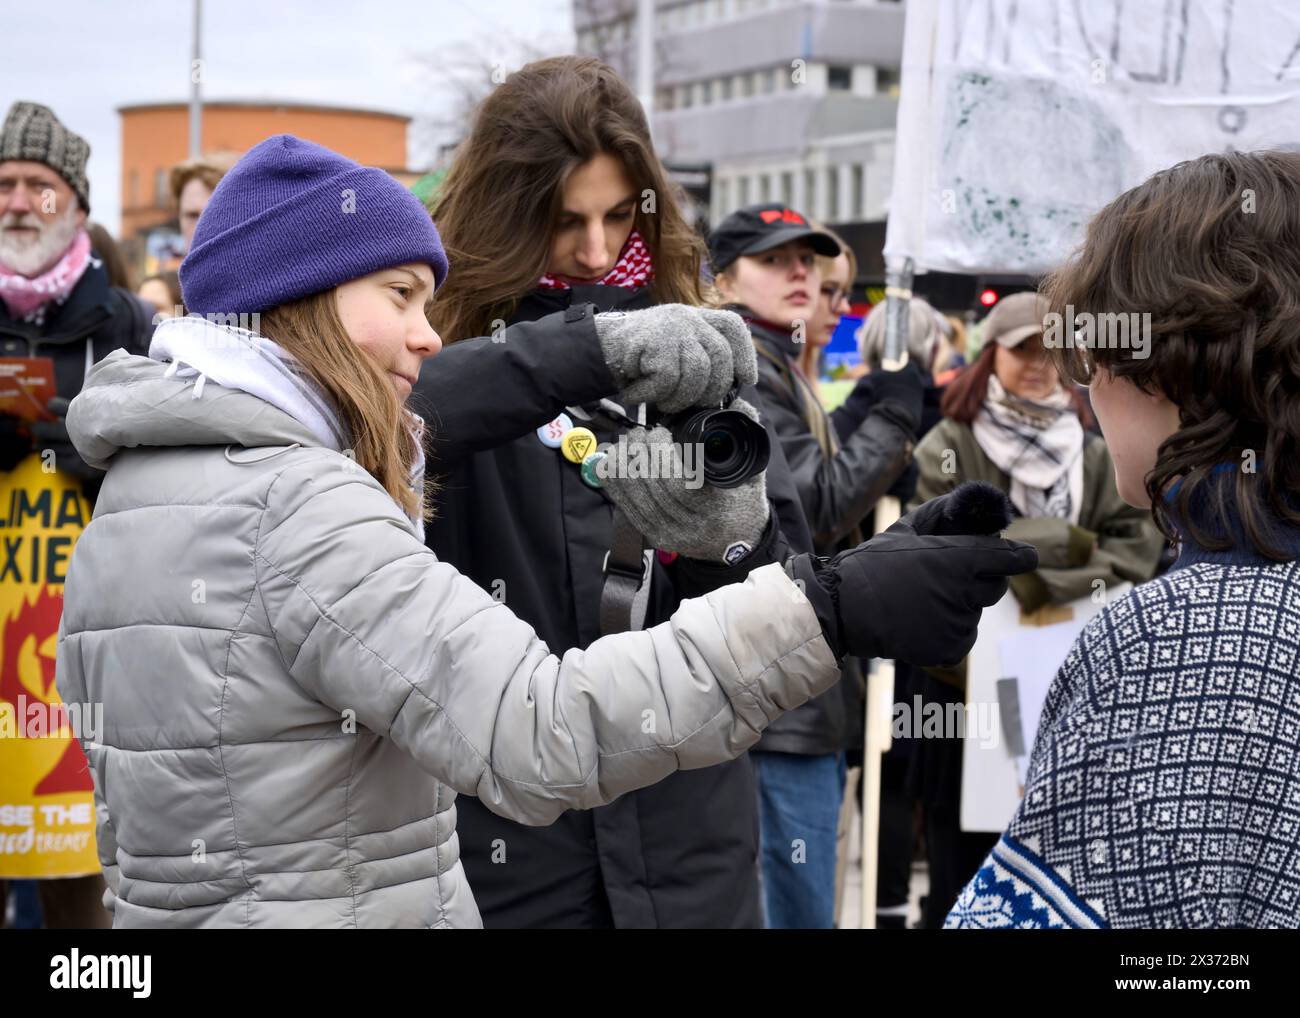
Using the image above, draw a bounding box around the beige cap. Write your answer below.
[984,291,1050,348]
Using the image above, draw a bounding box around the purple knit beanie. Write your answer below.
[179,134,447,316]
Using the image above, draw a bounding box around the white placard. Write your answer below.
[960,583,1130,833]
[885,0,1300,275]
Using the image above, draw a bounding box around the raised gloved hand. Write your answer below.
[594,305,757,413]
[599,397,769,565]
[787,482,1039,667]
[30,397,101,481]
[865,360,926,433]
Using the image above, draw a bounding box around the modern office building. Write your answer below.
[573,0,905,280]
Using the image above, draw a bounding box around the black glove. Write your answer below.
[885,457,919,504]
[0,414,33,472]
[866,361,926,432]
[29,397,101,481]
[788,482,1038,667]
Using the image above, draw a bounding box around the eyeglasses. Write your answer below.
[820,285,848,307]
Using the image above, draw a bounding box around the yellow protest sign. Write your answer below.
[0,453,98,878]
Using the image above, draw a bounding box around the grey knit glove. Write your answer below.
[599,397,769,565]
[594,305,757,413]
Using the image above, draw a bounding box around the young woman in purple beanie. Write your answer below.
[51,132,1034,928]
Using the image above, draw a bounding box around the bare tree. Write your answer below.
[574,0,637,64]
[408,31,558,170]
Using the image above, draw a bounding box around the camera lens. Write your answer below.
[674,408,770,488]
[704,427,735,463]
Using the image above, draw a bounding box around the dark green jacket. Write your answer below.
[913,417,1164,690]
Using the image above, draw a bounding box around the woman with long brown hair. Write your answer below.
[415,56,799,929]
[418,57,1034,929]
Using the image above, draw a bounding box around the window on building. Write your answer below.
[825,167,840,221]
[780,171,794,204]
[128,169,139,209]
[762,68,777,94]
[828,65,853,91]
[681,83,693,109]
[154,168,168,208]
[720,76,733,101]
[878,68,901,94]
[803,169,817,218]
[701,80,713,104]
[741,72,754,98]
[758,174,770,203]
[718,178,731,216]
[738,176,751,206]
[658,88,675,112]
[851,164,865,220]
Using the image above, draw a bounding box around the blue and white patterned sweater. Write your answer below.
[946,502,1300,929]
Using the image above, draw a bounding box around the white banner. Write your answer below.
[884,0,1300,275]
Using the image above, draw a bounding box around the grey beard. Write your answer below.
[0,207,81,277]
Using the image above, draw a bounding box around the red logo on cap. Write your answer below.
[759,208,807,226]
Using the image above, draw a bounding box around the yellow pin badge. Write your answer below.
[561,427,598,464]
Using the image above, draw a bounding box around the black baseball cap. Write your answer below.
[708,204,842,274]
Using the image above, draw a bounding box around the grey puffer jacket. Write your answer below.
[55,349,840,928]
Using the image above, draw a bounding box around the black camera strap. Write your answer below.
[567,400,651,636]
[600,505,649,636]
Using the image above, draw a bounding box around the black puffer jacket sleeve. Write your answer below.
[753,356,915,553]
[829,374,876,441]
[415,303,617,467]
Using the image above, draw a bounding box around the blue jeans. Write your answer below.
[753,750,848,929]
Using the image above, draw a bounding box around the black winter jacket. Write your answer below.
[413,285,815,927]
[0,258,155,501]
[745,316,917,757]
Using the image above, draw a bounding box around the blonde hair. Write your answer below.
[799,224,856,390]
[170,151,239,204]
[813,224,857,293]
[259,291,432,522]
[712,220,853,307]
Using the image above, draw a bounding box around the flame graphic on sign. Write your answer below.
[0,587,93,794]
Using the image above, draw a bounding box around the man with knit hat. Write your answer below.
[0,101,154,484]
[0,101,152,930]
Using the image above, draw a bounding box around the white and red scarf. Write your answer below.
[0,229,94,323]
[537,230,654,290]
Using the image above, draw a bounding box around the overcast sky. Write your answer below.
[3,0,576,234]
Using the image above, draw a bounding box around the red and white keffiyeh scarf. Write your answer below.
[537,230,654,290]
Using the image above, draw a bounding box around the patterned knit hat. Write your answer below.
[0,102,91,213]
[179,134,448,316]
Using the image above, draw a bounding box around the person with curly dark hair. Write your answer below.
[948,150,1300,929]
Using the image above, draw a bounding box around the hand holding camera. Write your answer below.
[594,304,756,414]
